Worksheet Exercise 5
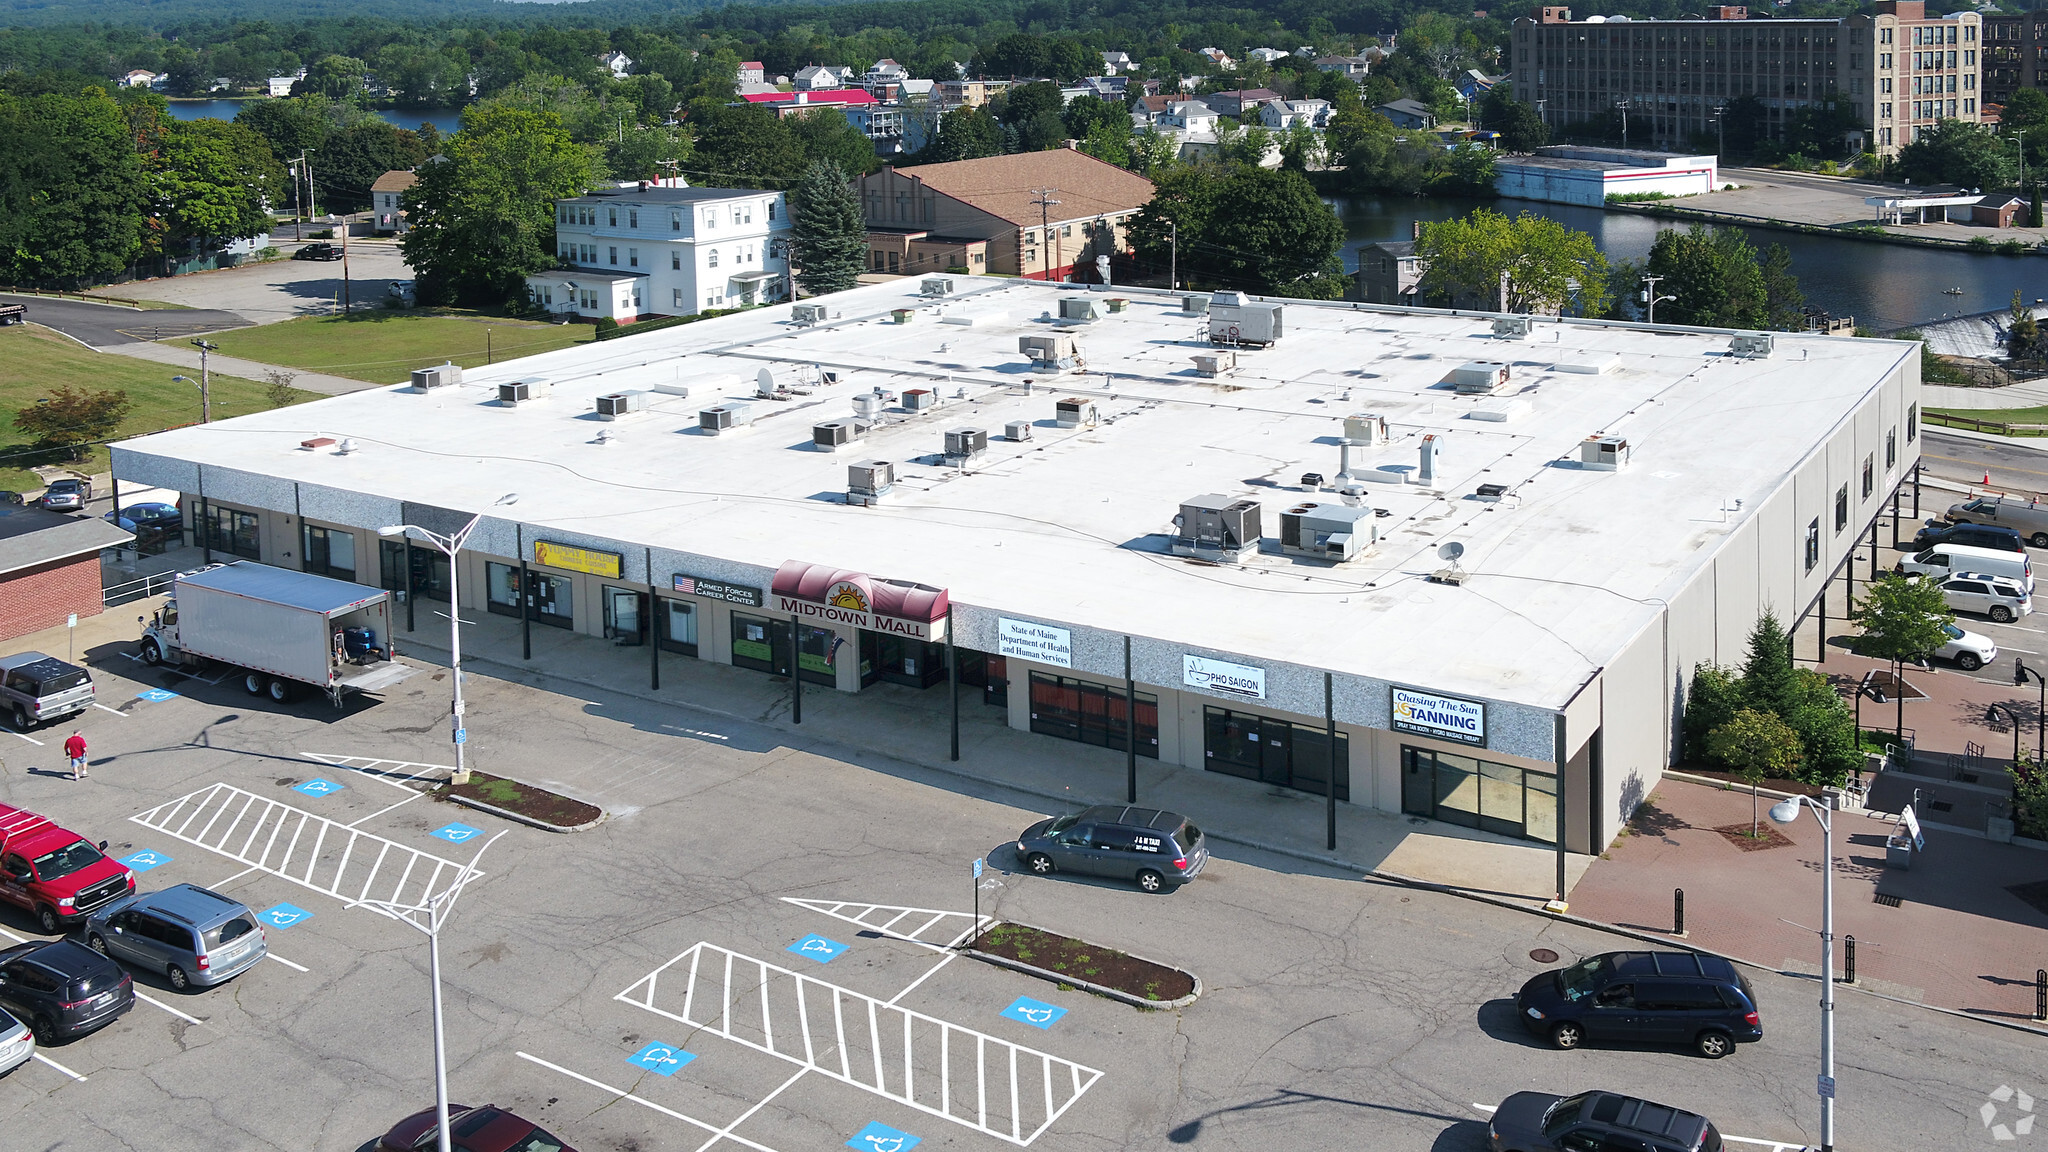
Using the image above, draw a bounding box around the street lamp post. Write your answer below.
[1986,702,2023,769]
[1640,273,1676,324]
[379,493,518,786]
[2016,658,2047,762]
[359,829,508,1152]
[1768,791,1840,1152]
[188,340,217,422]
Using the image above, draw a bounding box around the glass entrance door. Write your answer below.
[731,613,791,676]
[1401,747,1556,844]
[604,587,646,645]
[527,573,571,629]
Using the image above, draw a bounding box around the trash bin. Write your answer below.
[1885,831,1914,870]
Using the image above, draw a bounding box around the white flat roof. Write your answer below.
[113,278,1915,712]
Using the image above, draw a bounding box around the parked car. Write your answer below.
[105,502,181,534]
[0,803,135,933]
[86,883,266,991]
[1489,1090,1725,1152]
[1938,572,2032,623]
[0,939,133,1044]
[387,279,416,304]
[0,491,22,506]
[35,477,91,511]
[376,1104,574,1152]
[1937,621,1999,671]
[1898,542,2034,593]
[1015,805,1207,892]
[293,242,342,261]
[1944,497,2048,549]
[1514,950,1763,1058]
[0,1006,32,1076]
[1912,519,2026,554]
[0,652,95,731]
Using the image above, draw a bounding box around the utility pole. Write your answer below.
[189,340,217,422]
[332,212,351,314]
[288,154,310,240]
[1640,273,1675,325]
[1617,100,1629,150]
[1030,187,1061,282]
[1714,103,1726,159]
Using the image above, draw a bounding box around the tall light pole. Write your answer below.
[188,340,217,422]
[379,492,518,786]
[1768,792,1839,1152]
[2016,658,2046,762]
[1639,273,1676,324]
[1030,187,1061,281]
[360,829,508,1152]
[170,375,205,424]
[1617,99,1630,150]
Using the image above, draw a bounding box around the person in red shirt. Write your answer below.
[63,731,87,780]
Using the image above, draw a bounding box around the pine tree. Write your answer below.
[789,161,866,298]
[2031,182,2044,230]
[1737,610,1797,716]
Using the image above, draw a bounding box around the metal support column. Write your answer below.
[947,606,959,762]
[789,616,802,724]
[197,469,211,564]
[1553,712,1569,908]
[405,539,415,632]
[1124,636,1137,803]
[647,547,659,691]
[1891,487,1901,549]
[1913,461,1921,519]
[1324,672,1337,852]
[517,525,529,660]
[1868,518,1878,583]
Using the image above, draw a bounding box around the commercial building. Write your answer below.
[1981,11,2048,107]
[1510,1,1983,157]
[0,505,131,642]
[528,184,791,322]
[1493,147,1719,206]
[108,277,1921,861]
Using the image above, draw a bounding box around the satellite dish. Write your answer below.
[1437,541,1466,563]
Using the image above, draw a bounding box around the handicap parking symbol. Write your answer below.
[999,996,1068,1030]
[291,778,344,797]
[786,934,849,963]
[429,822,483,844]
[135,688,180,703]
[257,903,314,930]
[846,1121,921,1152]
[118,850,172,873]
[625,1042,696,1076]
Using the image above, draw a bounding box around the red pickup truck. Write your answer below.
[0,806,136,934]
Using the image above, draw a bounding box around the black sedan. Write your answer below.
[1911,520,2024,553]
[377,1104,572,1152]
[292,242,343,261]
[1490,1090,1723,1152]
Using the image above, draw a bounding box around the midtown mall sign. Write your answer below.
[771,560,950,641]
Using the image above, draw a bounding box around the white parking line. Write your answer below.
[303,753,447,792]
[695,1067,809,1152]
[265,952,309,973]
[346,791,425,828]
[515,1051,785,1152]
[134,991,203,1026]
[91,704,127,716]
[8,732,43,746]
[1467,1104,1805,1150]
[34,1053,85,1082]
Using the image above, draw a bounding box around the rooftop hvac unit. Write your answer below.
[496,379,552,406]
[1182,293,1211,315]
[1172,494,1262,563]
[411,362,462,391]
[698,401,756,434]
[1450,361,1511,394]
[1019,333,1086,372]
[1207,291,1283,347]
[1474,482,1513,503]
[1579,435,1630,471]
[1055,397,1098,429]
[851,392,884,419]
[1730,332,1775,359]
[943,427,988,462]
[902,388,937,412]
[1058,297,1100,322]
[1492,316,1531,340]
[1005,420,1033,442]
[920,276,956,297]
[595,391,650,420]
[847,460,893,506]
[1343,413,1388,445]
[812,420,867,450]
[1192,351,1236,378]
[1278,502,1376,563]
[791,302,829,326]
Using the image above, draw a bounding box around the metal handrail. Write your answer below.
[102,570,177,608]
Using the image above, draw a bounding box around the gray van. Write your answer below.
[1947,497,2048,548]
[84,884,266,991]
[1016,805,1208,892]
[0,654,94,732]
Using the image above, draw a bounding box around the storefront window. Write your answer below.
[199,505,260,560]
[485,563,523,618]
[301,525,355,582]
[797,625,837,686]
[408,547,449,603]
[731,612,789,675]
[859,631,946,689]
[659,599,697,655]
[604,586,646,646]
[1401,746,1556,844]
[1201,707,1348,800]
[1028,672,1158,757]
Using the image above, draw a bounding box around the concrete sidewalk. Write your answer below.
[101,337,382,395]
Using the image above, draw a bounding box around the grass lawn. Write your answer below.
[0,324,298,492]
[190,310,592,382]
[1925,405,2048,433]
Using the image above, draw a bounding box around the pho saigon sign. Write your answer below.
[771,560,949,642]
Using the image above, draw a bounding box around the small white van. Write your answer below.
[1898,542,2034,592]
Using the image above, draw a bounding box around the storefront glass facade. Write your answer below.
[1201,706,1349,801]
[199,505,260,560]
[1400,746,1557,844]
[658,598,698,655]
[1028,672,1158,757]
[732,612,789,676]
[301,525,355,582]
[604,586,647,645]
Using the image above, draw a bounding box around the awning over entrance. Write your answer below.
[772,560,949,641]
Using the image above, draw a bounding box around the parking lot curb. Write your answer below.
[444,792,605,834]
[964,942,1201,1011]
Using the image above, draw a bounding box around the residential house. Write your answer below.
[936,78,1011,111]
[1133,94,1179,121]
[267,71,305,97]
[1247,48,1291,64]
[600,51,633,79]
[853,148,1155,280]
[794,65,856,91]
[1081,76,1129,100]
[1197,48,1236,69]
[1102,51,1133,74]
[738,61,766,86]
[529,184,792,323]
[1260,99,1332,130]
[370,170,418,235]
[739,89,880,121]
[1202,88,1283,117]
[864,58,909,95]
[1376,99,1435,129]
[1158,100,1221,135]
[1314,55,1373,80]
[1355,240,1425,305]
[1455,70,1500,102]
[121,69,163,88]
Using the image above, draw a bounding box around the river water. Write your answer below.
[1331,194,2048,332]
[164,99,465,138]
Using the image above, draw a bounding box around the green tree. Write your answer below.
[315,120,427,212]
[788,108,880,177]
[293,55,367,102]
[1682,663,1744,765]
[1897,120,2016,190]
[401,104,593,307]
[0,85,149,284]
[1131,166,1345,298]
[234,97,332,164]
[1760,242,1806,332]
[916,106,1001,164]
[1850,572,1955,736]
[1417,208,1610,315]
[1128,128,1179,175]
[1443,141,1497,195]
[2010,289,2040,360]
[1646,224,1766,329]
[790,160,866,297]
[1705,709,1803,837]
[691,104,805,188]
[2032,183,2044,230]
[1079,121,1132,167]
[1778,669,1860,788]
[1737,610,1798,717]
[154,118,286,253]
[13,385,132,461]
[1278,120,1326,173]
[1479,88,1547,152]
[2015,752,2048,840]
[606,124,691,184]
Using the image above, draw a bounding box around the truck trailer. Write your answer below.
[138,562,414,705]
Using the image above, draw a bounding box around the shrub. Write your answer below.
[1969,236,1995,252]
[1818,160,1839,175]
[593,316,619,335]
[1683,663,1744,765]
[256,246,282,261]
[1999,238,2031,255]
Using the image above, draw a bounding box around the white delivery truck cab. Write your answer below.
[139,562,414,705]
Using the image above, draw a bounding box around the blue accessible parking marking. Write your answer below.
[847,1121,921,1152]
[786,934,849,963]
[135,688,179,702]
[256,903,314,929]
[624,1042,696,1076]
[999,996,1067,1030]
[291,778,344,797]
[429,822,483,844]
[119,850,172,873]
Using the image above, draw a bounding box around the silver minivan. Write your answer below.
[85,884,266,991]
[1899,543,2035,593]
[0,653,94,732]
[1947,497,2048,549]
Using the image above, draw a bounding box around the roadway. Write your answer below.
[0,293,248,347]
[1920,430,2048,499]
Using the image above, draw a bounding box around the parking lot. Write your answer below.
[0,625,2036,1152]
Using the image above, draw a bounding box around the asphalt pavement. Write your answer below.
[1921,429,2048,497]
[1,294,248,347]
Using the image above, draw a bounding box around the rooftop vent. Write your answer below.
[1207,291,1283,347]
[921,276,956,297]
[699,401,756,434]
[1579,435,1630,471]
[1449,361,1511,394]
[1279,502,1376,563]
[1343,413,1389,446]
[851,392,885,419]
[1182,293,1211,315]
[1192,351,1236,378]
[791,302,829,326]
[1055,397,1099,429]
[1059,296,1100,322]
[1474,482,1512,503]
[943,427,988,464]
[411,362,462,391]
[299,436,336,451]
[1005,420,1033,442]
[813,420,867,451]
[848,460,893,506]
[497,379,552,407]
[1466,397,1530,423]
[1492,316,1531,340]
[1020,334,1086,372]
[902,388,937,412]
[595,391,649,420]
[1554,352,1616,375]
[1172,494,1262,563]
[1730,333,1775,359]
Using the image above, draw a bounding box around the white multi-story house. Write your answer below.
[599,51,633,79]
[1101,50,1133,74]
[794,65,856,91]
[864,58,909,92]
[527,184,793,324]
[1259,98,1332,130]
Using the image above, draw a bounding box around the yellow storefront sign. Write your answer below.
[532,540,623,579]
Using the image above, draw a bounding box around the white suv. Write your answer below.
[1939,572,2032,623]
[1936,622,1998,671]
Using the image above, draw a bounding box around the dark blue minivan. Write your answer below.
[1515,951,1763,1059]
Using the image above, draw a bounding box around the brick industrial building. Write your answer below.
[0,505,130,642]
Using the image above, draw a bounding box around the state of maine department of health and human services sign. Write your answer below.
[1390,686,1487,747]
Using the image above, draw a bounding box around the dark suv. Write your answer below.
[1016,805,1207,892]
[1489,1090,1724,1152]
[1912,521,2025,553]
[0,939,133,1044]
[292,242,343,261]
[1515,951,1762,1058]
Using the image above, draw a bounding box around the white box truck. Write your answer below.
[137,562,415,705]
